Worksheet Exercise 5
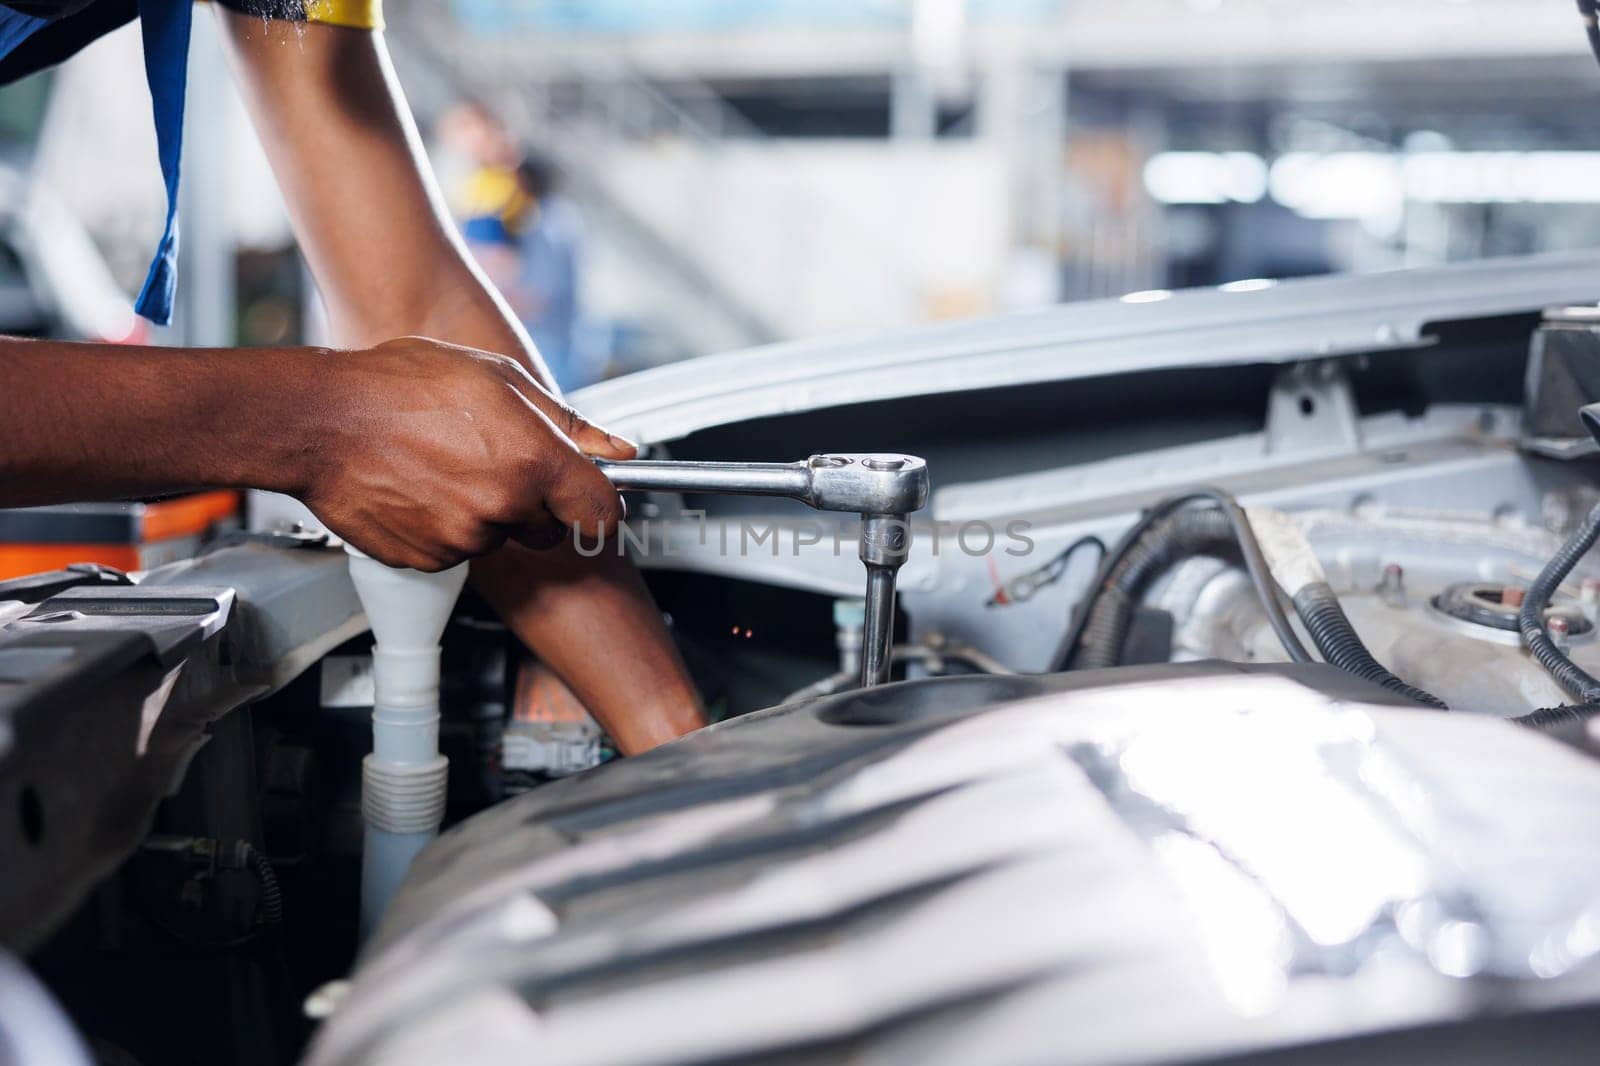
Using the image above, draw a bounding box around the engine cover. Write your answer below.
[307,664,1600,1066]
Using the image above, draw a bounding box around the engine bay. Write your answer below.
[7,255,1600,1063]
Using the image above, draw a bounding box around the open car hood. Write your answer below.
[572,251,1600,444]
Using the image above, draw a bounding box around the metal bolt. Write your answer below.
[833,598,865,677]
[1378,563,1406,607]
[1549,615,1572,651]
[1582,579,1600,624]
[864,456,906,471]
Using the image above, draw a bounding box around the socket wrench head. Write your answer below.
[859,511,913,569]
[804,454,929,516]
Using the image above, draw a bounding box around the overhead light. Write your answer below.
[1405,151,1600,204]
[1270,152,1401,221]
[1219,278,1277,293]
[1143,152,1267,205]
[1146,149,1600,218]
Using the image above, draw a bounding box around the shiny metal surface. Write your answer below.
[598,454,929,686]
[316,668,1600,1066]
[595,459,812,500]
[596,453,929,516]
[573,251,1600,446]
[860,567,896,686]
[1154,507,1600,714]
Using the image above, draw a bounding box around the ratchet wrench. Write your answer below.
[596,454,930,688]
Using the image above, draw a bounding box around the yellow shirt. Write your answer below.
[196,1,383,30]
[301,1,384,30]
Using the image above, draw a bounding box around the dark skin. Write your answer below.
[0,14,705,753]
[0,336,626,559]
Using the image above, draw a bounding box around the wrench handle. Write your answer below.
[596,459,811,501]
[861,567,897,687]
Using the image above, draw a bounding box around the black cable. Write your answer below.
[1513,702,1600,729]
[987,533,1105,607]
[1051,488,1314,670]
[1204,489,1315,665]
[1519,500,1600,702]
[1071,507,1234,670]
[242,843,284,927]
[1052,498,1191,669]
[1580,1,1600,68]
[1512,702,1600,753]
[1052,493,1216,670]
[1292,581,1448,708]
[134,837,283,950]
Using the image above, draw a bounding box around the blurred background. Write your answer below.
[3,0,1600,387]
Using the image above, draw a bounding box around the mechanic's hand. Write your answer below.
[301,337,634,571]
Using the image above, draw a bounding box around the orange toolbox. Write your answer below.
[0,491,241,579]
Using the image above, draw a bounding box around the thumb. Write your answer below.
[566,415,637,460]
[505,374,637,459]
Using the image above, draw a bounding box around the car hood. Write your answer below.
[572,251,1600,444]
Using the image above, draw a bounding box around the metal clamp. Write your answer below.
[597,454,930,687]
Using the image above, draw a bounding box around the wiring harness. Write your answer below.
[1053,487,1447,709]
[1519,499,1600,703]
[1581,1,1600,68]
[1050,489,1313,671]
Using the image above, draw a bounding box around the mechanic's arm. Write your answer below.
[215,12,705,752]
[0,335,622,570]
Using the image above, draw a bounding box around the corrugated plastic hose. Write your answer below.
[1292,581,1447,709]
[1514,703,1600,730]
[1518,500,1600,703]
[243,843,283,927]
[1053,489,1314,671]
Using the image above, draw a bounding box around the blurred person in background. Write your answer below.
[0,0,705,753]
[442,104,591,390]
[438,99,524,299]
[505,158,586,391]
[433,98,519,208]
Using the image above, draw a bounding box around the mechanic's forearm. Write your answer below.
[471,543,707,754]
[431,296,709,750]
[433,299,708,749]
[0,337,322,506]
[215,14,554,387]
[219,13,705,747]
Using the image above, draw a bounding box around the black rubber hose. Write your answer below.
[1292,582,1447,709]
[1051,499,1192,670]
[1053,488,1314,670]
[1518,500,1600,703]
[1580,1,1600,68]
[242,843,284,927]
[1071,509,1234,670]
[1513,702,1600,730]
[1204,490,1316,666]
[1512,702,1600,752]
